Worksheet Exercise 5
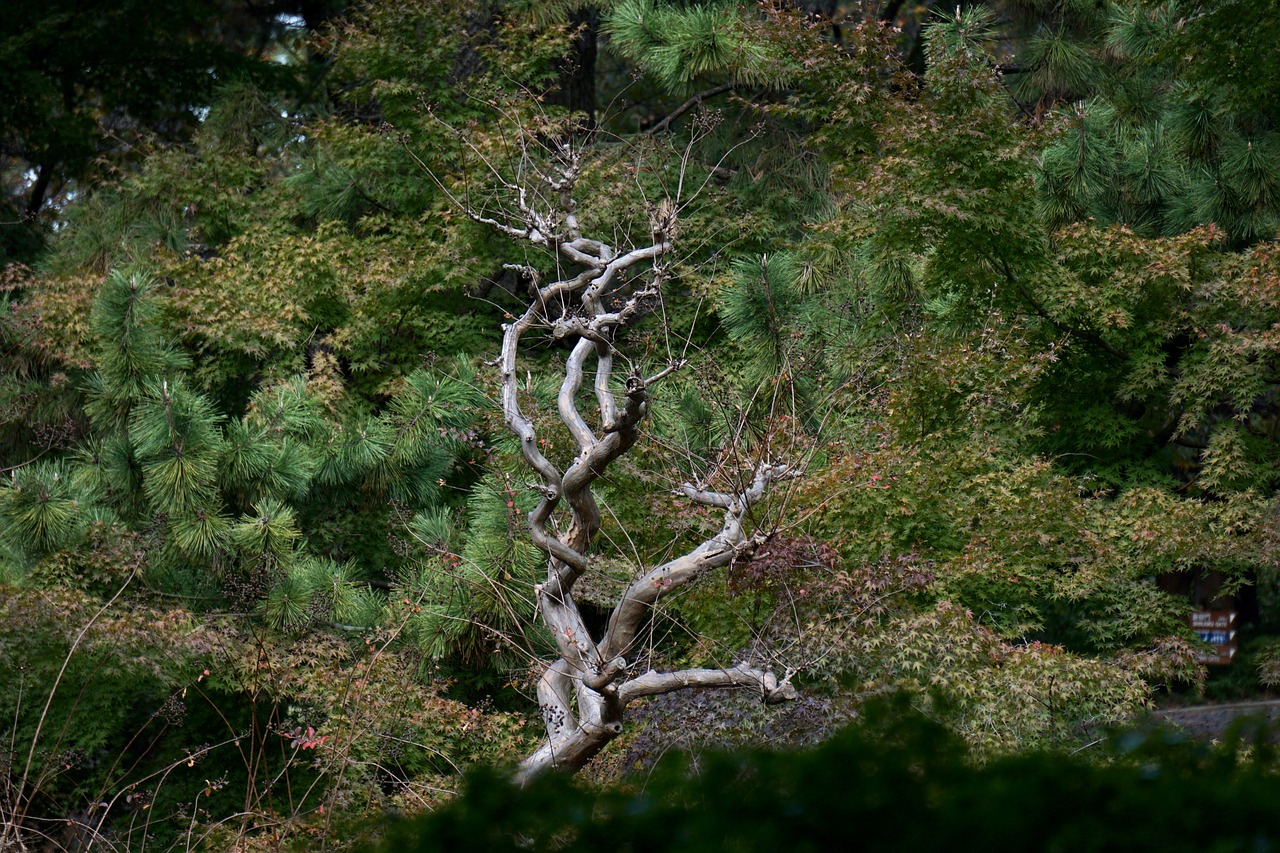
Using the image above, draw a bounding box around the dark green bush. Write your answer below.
[372,703,1280,853]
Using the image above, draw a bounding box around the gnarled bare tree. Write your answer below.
[421,117,799,782]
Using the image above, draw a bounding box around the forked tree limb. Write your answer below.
[599,463,800,663]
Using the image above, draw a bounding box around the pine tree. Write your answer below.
[2,263,488,635]
[985,0,1280,246]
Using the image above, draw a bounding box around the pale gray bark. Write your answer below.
[466,134,798,784]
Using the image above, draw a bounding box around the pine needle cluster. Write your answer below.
[604,0,777,93]
[1017,1,1280,245]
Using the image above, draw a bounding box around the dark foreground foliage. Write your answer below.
[372,704,1280,853]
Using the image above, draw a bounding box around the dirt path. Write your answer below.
[1153,699,1280,740]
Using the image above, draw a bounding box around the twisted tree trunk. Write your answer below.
[459,134,798,782]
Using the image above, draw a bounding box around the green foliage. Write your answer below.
[0,585,206,823]
[722,253,812,384]
[25,521,146,595]
[0,460,101,560]
[0,598,529,851]
[233,497,302,563]
[0,0,315,264]
[861,31,1043,323]
[4,0,1280,844]
[1015,224,1280,494]
[260,556,383,630]
[371,704,1280,853]
[131,378,225,516]
[396,473,544,667]
[1154,0,1280,118]
[86,269,188,426]
[801,423,1265,650]
[1008,0,1280,246]
[4,261,491,653]
[605,0,773,93]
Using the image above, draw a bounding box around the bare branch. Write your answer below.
[679,483,736,509]
[646,82,737,136]
[619,663,798,704]
[644,360,685,387]
[599,463,801,662]
[679,462,801,510]
[582,656,629,691]
[595,343,620,431]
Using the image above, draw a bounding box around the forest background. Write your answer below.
[2,0,1280,849]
